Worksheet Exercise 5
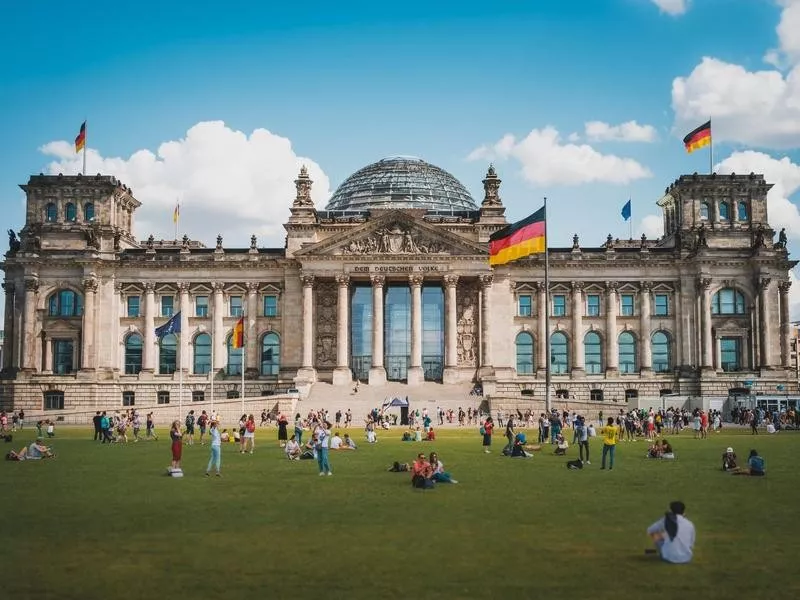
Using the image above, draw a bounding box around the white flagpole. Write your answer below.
[629,199,633,240]
[82,120,87,176]
[178,331,183,422]
[544,197,551,414]
[241,304,246,415]
[210,321,215,416]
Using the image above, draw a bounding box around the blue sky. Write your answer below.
[2,0,800,284]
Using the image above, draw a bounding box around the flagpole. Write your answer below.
[210,320,215,416]
[629,199,633,240]
[178,332,183,422]
[241,304,246,415]
[709,118,713,175]
[174,198,179,241]
[82,120,87,176]
[544,196,551,414]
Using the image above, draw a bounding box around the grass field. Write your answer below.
[2,424,799,600]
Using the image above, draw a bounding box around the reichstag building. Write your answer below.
[1,156,797,411]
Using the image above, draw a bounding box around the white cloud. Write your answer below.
[640,214,663,239]
[767,0,800,66]
[39,121,330,247]
[584,120,658,143]
[650,0,688,16]
[466,127,652,186]
[788,269,800,321]
[716,150,800,241]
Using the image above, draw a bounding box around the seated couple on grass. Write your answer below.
[503,432,541,458]
[6,438,55,461]
[286,434,317,460]
[409,452,458,488]
[330,432,357,450]
[730,449,765,476]
[647,439,675,459]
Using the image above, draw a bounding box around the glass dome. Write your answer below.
[325,156,478,212]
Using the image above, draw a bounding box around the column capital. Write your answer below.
[370,274,385,288]
[113,281,122,292]
[779,280,792,294]
[571,281,584,292]
[82,277,98,293]
[335,273,351,287]
[605,281,618,293]
[24,278,39,293]
[212,281,225,293]
[443,274,459,288]
[408,274,423,288]
[639,281,652,293]
[698,277,712,291]
[478,273,493,289]
[535,281,547,292]
[300,273,315,288]
[177,281,191,293]
[758,277,772,292]
[246,281,260,293]
[144,282,156,293]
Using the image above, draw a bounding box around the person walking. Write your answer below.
[503,415,516,454]
[576,415,590,464]
[184,410,196,446]
[315,421,333,476]
[600,417,619,470]
[243,414,256,454]
[92,411,102,441]
[205,420,222,477]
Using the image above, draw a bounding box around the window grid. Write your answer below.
[586,294,600,317]
[195,296,209,317]
[122,391,135,406]
[518,295,532,317]
[620,294,634,317]
[127,296,140,318]
[161,296,174,317]
[552,295,566,317]
[263,295,278,317]
[515,332,534,374]
[230,296,243,317]
[654,294,669,316]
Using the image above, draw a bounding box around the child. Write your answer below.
[46,420,55,438]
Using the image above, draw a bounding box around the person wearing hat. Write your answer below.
[646,501,695,563]
[205,420,222,477]
[722,447,738,471]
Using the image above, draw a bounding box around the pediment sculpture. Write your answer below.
[338,223,449,255]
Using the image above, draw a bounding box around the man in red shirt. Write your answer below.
[411,453,434,488]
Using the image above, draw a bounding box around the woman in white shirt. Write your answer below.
[646,501,695,564]
[429,452,458,484]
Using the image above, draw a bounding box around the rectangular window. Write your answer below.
[126,296,140,318]
[586,294,601,317]
[552,294,566,317]
[53,339,74,375]
[518,295,532,317]
[654,294,669,316]
[44,391,64,410]
[720,337,742,372]
[621,294,635,316]
[161,296,174,317]
[192,390,205,402]
[590,389,604,402]
[195,295,208,317]
[230,295,243,317]
[157,391,170,405]
[263,295,278,317]
[122,391,135,406]
[226,390,240,399]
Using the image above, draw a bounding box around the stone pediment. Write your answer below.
[295,212,487,258]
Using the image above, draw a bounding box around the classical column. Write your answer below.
[537,282,547,373]
[212,282,225,371]
[639,282,652,374]
[407,274,424,385]
[143,282,156,372]
[443,274,459,383]
[571,282,585,376]
[479,274,493,374]
[699,278,713,370]
[246,282,259,373]
[760,277,773,369]
[605,282,618,374]
[43,335,53,372]
[21,278,38,371]
[178,282,190,373]
[299,274,316,379]
[780,281,792,368]
[368,274,386,385]
[3,282,15,371]
[81,277,98,370]
[333,274,352,385]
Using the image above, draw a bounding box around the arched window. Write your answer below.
[227,333,243,375]
[737,202,748,221]
[550,332,569,374]
[712,289,745,315]
[699,203,709,221]
[719,201,730,221]
[618,332,637,373]
[124,333,143,375]
[261,332,281,376]
[159,334,177,374]
[45,202,57,222]
[65,203,77,222]
[193,333,211,374]
[48,289,83,317]
[515,332,534,374]
[584,331,602,374]
[84,202,95,221]
[652,331,672,373]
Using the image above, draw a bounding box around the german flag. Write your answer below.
[489,206,546,266]
[683,121,711,154]
[74,121,86,153]
[231,317,244,349]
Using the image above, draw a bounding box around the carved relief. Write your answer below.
[314,281,337,368]
[443,274,459,289]
[478,274,493,289]
[779,281,792,295]
[758,277,772,292]
[300,273,315,287]
[408,274,423,288]
[456,281,478,367]
[481,165,502,206]
[293,165,314,207]
[698,277,712,291]
[339,222,450,255]
[83,278,98,293]
[370,274,385,288]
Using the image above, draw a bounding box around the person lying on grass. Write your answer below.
[731,449,765,476]
[645,501,695,564]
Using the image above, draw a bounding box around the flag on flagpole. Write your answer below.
[231,316,244,349]
[683,121,711,153]
[173,199,180,224]
[155,311,181,337]
[621,199,632,221]
[75,122,86,153]
[488,206,546,266]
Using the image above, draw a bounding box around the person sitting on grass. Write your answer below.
[9,438,57,460]
[554,433,569,456]
[300,436,316,460]
[342,433,357,450]
[660,439,675,459]
[648,439,664,459]
[401,428,415,442]
[388,461,409,472]
[220,429,231,443]
[511,431,533,458]
[732,449,765,476]
[425,427,436,441]
[330,432,343,450]
[722,447,738,471]
[429,452,458,484]
[646,500,695,564]
[411,452,434,489]
[285,434,301,460]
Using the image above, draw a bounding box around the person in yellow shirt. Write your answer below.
[601,417,619,470]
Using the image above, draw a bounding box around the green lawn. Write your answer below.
[2,425,799,600]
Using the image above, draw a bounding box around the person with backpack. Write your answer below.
[242,414,256,454]
[732,449,765,476]
[197,411,208,445]
[184,410,196,446]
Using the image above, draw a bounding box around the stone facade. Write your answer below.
[1,167,797,413]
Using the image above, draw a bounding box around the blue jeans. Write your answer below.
[317,447,331,474]
[206,445,221,473]
[295,428,303,445]
[602,444,615,469]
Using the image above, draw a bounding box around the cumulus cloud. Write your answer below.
[39,121,330,247]
[650,0,688,16]
[584,120,658,143]
[466,127,652,186]
[640,214,663,239]
[765,0,800,67]
[788,269,800,321]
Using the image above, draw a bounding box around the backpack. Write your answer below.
[479,426,486,436]
[246,421,255,433]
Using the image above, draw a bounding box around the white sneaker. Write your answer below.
[450,479,459,484]
[484,449,490,453]
[319,472,325,476]
[585,461,591,465]
[327,472,333,476]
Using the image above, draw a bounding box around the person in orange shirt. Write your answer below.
[600,417,619,470]
[411,452,434,489]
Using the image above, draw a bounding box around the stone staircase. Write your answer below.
[303,381,486,426]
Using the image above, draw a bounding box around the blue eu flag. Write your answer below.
[621,199,632,221]
[155,311,181,337]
